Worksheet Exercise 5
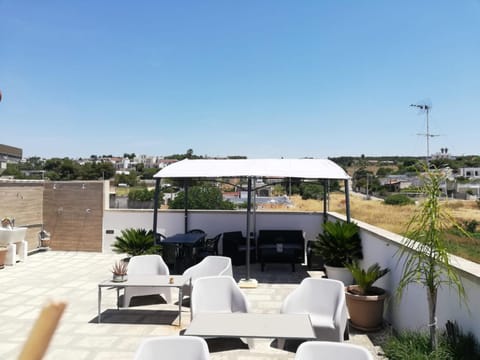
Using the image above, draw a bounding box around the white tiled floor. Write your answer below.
[0,251,383,359]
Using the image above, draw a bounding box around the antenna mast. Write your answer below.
[410,103,438,167]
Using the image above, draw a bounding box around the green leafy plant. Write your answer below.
[111,228,159,257]
[383,331,453,359]
[314,221,363,267]
[383,322,480,360]
[396,169,470,351]
[345,261,389,295]
[169,185,235,210]
[128,187,156,201]
[385,194,414,206]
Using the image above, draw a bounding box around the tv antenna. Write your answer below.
[410,102,439,166]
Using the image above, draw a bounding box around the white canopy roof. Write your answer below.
[154,158,350,180]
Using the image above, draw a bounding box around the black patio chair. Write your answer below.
[196,233,221,261]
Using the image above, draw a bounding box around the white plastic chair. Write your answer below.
[182,256,233,301]
[281,278,348,342]
[295,341,374,360]
[191,276,249,318]
[133,336,210,360]
[123,254,172,307]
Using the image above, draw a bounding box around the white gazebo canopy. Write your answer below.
[152,158,352,282]
[153,158,350,180]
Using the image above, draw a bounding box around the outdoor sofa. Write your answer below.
[257,230,305,271]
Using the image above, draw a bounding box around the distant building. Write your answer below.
[458,167,480,179]
[431,147,455,160]
[0,144,22,173]
[0,144,22,162]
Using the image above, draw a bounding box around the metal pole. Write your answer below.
[252,177,257,261]
[184,179,189,233]
[245,177,252,280]
[323,179,328,223]
[153,178,161,242]
[344,179,351,223]
[426,106,430,167]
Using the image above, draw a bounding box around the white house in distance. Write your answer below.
[458,167,480,179]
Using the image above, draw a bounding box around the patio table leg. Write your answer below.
[116,288,120,310]
[178,286,182,326]
[97,286,102,323]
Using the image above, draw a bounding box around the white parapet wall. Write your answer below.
[328,212,480,342]
[102,209,325,254]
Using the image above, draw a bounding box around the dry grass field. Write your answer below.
[289,193,480,263]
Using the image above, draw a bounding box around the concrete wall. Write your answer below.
[0,180,44,250]
[328,212,480,341]
[43,181,104,251]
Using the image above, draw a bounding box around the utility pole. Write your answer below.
[365,173,370,200]
[410,103,438,167]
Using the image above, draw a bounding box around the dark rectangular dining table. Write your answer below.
[162,232,206,273]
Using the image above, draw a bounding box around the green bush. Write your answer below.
[462,219,479,233]
[300,183,324,200]
[383,331,452,359]
[111,228,160,257]
[169,185,235,210]
[128,187,156,201]
[383,324,480,360]
[384,194,414,206]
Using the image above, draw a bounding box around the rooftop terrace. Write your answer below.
[0,251,384,359]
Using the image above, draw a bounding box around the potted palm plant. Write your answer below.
[345,261,389,331]
[111,228,160,260]
[313,221,363,284]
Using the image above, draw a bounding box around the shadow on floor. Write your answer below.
[232,263,313,284]
[91,308,179,325]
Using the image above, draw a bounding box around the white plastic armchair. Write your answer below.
[191,276,249,318]
[133,336,210,360]
[123,254,171,307]
[281,278,348,342]
[295,341,374,360]
[182,256,233,301]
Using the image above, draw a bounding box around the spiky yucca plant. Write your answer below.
[111,228,159,257]
[346,261,389,295]
[314,221,363,267]
[111,260,128,275]
[396,169,469,351]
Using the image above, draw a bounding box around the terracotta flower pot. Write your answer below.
[0,247,7,269]
[345,285,387,331]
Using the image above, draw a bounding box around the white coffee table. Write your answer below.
[184,313,316,349]
[98,275,189,325]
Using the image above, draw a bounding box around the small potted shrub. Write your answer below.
[314,221,363,284]
[111,260,128,282]
[111,228,160,260]
[345,261,389,331]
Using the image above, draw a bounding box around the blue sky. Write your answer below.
[1,1,479,159]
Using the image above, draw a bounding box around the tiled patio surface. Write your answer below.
[0,251,386,359]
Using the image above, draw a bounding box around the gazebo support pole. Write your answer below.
[323,179,328,223]
[245,177,252,279]
[239,177,258,288]
[184,179,189,233]
[153,178,161,243]
[344,179,351,223]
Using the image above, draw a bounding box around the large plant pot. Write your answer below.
[324,265,353,285]
[345,285,387,331]
[0,247,7,269]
